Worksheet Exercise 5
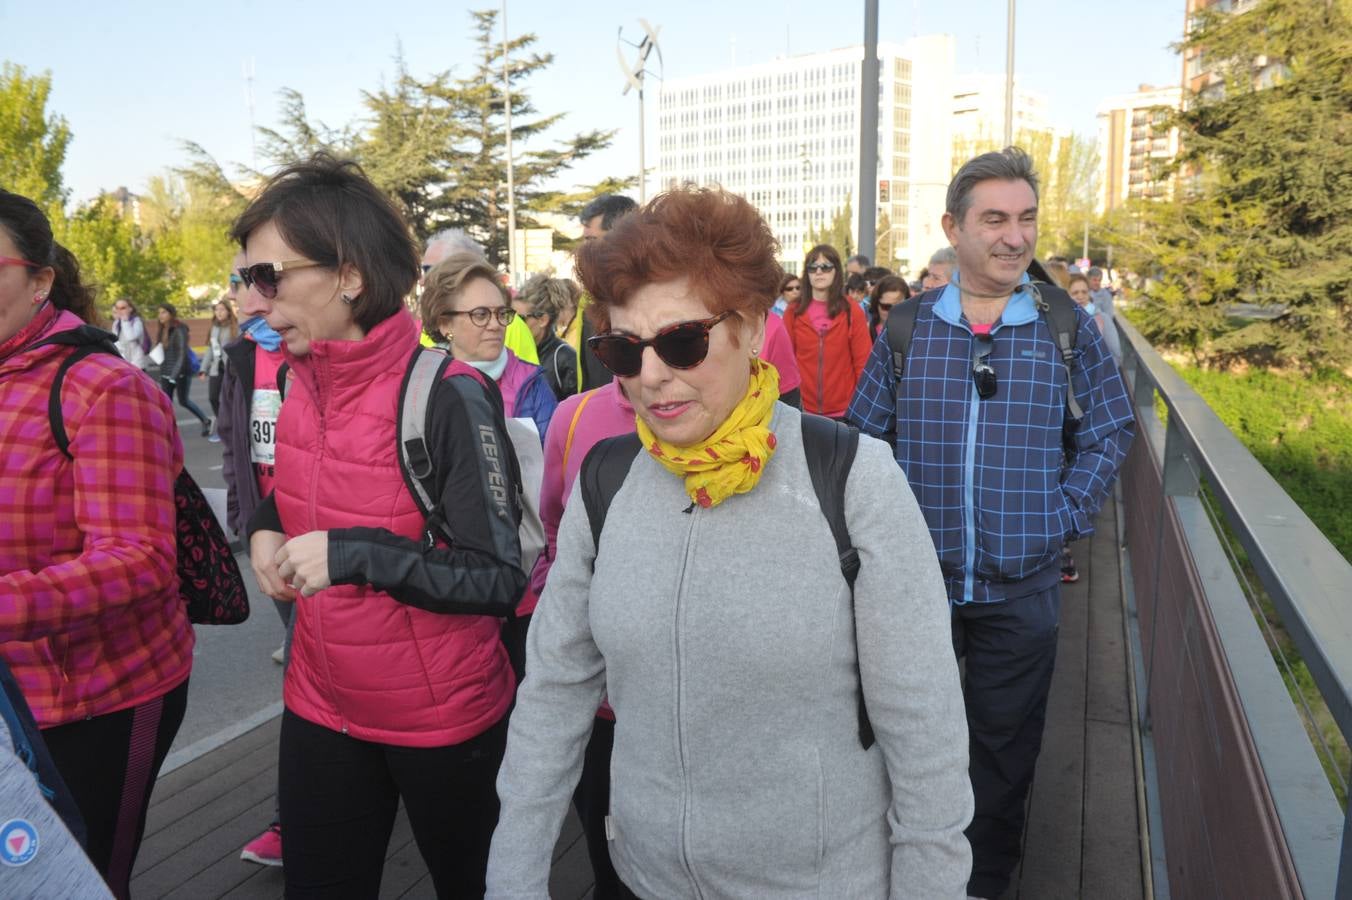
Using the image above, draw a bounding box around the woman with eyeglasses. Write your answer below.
[867,274,913,339]
[421,251,558,440]
[782,244,875,421]
[511,273,579,402]
[486,188,972,898]
[235,155,528,899]
[0,188,193,899]
[110,297,151,369]
[154,302,213,436]
[198,297,238,441]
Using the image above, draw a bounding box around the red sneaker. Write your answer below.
[240,822,282,867]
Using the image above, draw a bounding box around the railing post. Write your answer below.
[1163,416,1199,497]
[1339,797,1352,899]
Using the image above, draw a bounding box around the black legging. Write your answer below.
[41,678,189,900]
[160,375,210,424]
[207,373,224,419]
[279,709,507,899]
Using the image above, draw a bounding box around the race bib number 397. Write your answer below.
[249,388,282,466]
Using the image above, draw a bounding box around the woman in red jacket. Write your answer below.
[0,189,192,899]
[782,244,874,419]
[236,155,526,899]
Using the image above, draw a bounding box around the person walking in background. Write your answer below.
[512,273,579,402]
[219,251,294,868]
[782,244,873,420]
[487,187,972,898]
[422,252,558,440]
[771,272,800,317]
[867,273,912,339]
[420,229,539,363]
[571,194,639,393]
[922,246,958,291]
[155,302,212,436]
[1083,267,1123,363]
[0,188,193,900]
[110,297,150,369]
[237,155,527,898]
[849,148,1135,899]
[199,297,238,442]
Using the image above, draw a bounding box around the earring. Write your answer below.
[341,293,354,305]
[33,292,47,305]
[751,347,760,357]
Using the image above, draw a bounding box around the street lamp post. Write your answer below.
[1003,0,1016,146]
[502,0,518,284]
[618,21,663,203]
[857,0,880,262]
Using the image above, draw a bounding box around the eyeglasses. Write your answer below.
[877,302,895,312]
[784,285,801,292]
[972,335,997,400]
[439,306,516,328]
[236,258,322,299]
[806,263,835,274]
[588,311,734,377]
[0,256,38,270]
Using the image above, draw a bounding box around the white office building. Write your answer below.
[1095,84,1182,213]
[950,73,1053,169]
[656,36,956,276]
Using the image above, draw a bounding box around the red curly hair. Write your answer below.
[575,188,782,335]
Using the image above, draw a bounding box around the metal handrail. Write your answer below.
[1113,312,1352,897]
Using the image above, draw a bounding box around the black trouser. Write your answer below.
[207,372,223,418]
[159,375,210,424]
[952,584,1061,900]
[41,678,189,900]
[572,715,621,899]
[278,708,507,899]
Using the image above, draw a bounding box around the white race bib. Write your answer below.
[249,388,282,466]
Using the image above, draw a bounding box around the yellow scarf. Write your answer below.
[636,359,781,509]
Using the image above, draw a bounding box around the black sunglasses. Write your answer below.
[237,258,322,299]
[588,311,734,377]
[972,334,997,400]
[806,263,835,274]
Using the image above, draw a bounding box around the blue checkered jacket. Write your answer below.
[847,277,1135,605]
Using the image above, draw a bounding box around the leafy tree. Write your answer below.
[55,195,180,319]
[0,62,72,207]
[140,173,239,294]
[1115,0,1352,368]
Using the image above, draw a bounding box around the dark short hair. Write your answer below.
[946,146,1040,224]
[575,188,781,337]
[847,254,870,267]
[845,273,867,295]
[862,265,891,284]
[868,274,911,328]
[231,153,419,333]
[579,194,638,232]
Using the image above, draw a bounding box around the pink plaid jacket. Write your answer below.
[0,306,193,727]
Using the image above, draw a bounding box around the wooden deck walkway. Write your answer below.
[130,499,1144,899]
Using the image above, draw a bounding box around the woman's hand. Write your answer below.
[250,529,296,602]
[276,531,331,597]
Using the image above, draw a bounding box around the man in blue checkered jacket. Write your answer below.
[848,147,1135,900]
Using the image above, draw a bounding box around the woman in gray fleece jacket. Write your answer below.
[487,189,972,899]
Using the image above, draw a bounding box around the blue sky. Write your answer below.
[2,0,1185,204]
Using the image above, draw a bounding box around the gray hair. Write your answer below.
[518,274,580,328]
[928,246,958,268]
[946,146,1040,223]
[1087,266,1104,279]
[426,228,484,257]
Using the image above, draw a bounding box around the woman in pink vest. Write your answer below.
[236,155,527,898]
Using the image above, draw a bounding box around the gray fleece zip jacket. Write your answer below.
[487,405,972,899]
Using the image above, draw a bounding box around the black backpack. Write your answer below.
[886,280,1084,423]
[38,326,249,625]
[578,413,877,750]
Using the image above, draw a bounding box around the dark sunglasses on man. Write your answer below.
[972,334,997,400]
[588,311,734,377]
[236,258,322,299]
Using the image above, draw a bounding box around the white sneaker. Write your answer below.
[271,645,285,664]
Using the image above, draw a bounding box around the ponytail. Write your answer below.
[48,242,98,325]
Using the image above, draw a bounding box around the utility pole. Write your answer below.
[857,0,880,263]
[1003,0,1016,146]
[618,21,663,203]
[243,58,257,170]
[502,0,518,284]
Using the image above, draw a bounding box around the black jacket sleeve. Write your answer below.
[246,491,283,537]
[326,371,527,616]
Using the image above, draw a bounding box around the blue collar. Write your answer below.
[933,271,1036,332]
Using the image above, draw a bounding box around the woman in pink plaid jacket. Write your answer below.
[0,189,193,900]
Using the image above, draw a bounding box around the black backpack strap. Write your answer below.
[1024,282,1084,422]
[799,413,873,750]
[885,295,921,386]
[37,327,122,460]
[579,433,643,565]
[396,347,455,548]
[276,362,290,402]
